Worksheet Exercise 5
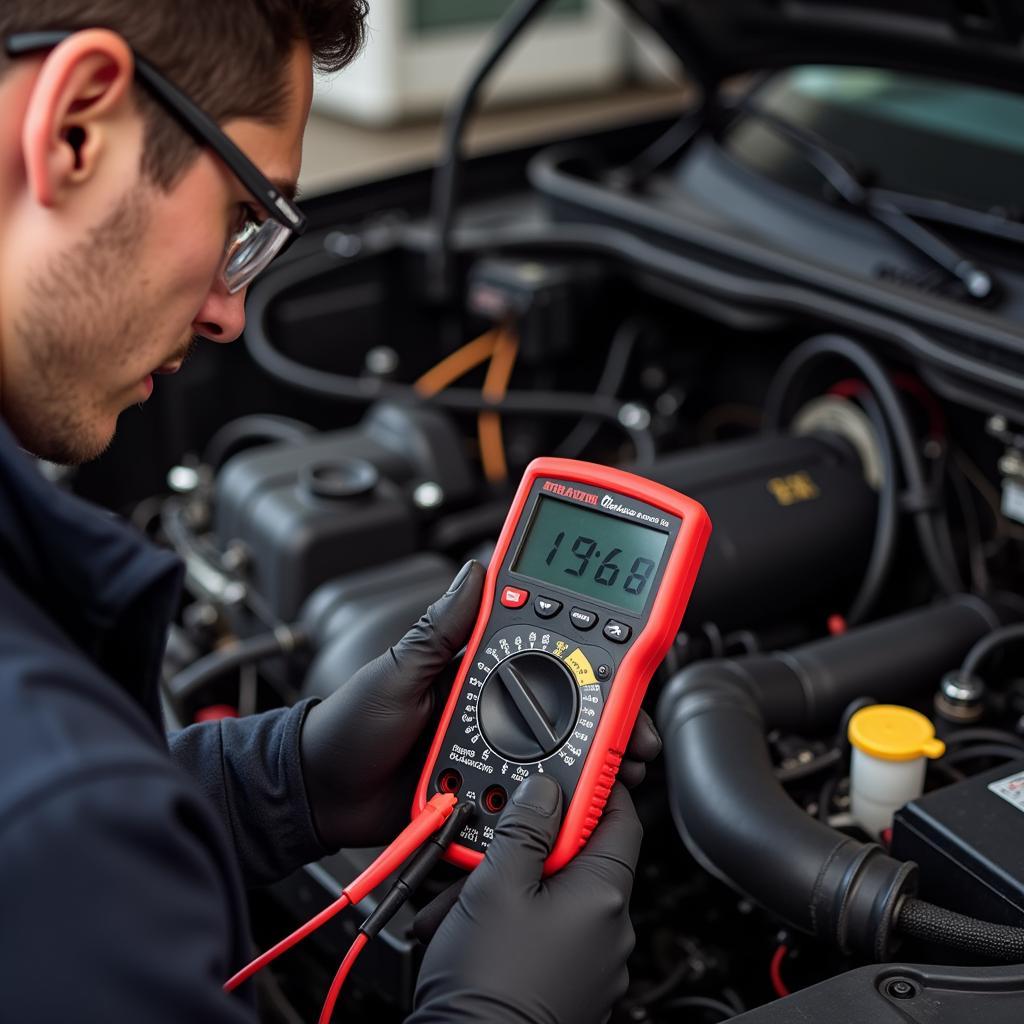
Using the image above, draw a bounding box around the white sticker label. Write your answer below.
[1001,481,1024,525]
[988,770,1024,812]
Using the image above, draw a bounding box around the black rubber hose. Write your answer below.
[944,727,1024,749]
[764,334,963,597]
[555,316,644,459]
[167,627,307,704]
[692,595,1002,735]
[938,743,1024,768]
[961,622,1024,677]
[844,392,898,627]
[203,414,313,470]
[774,747,842,784]
[244,253,656,464]
[615,109,704,189]
[658,670,915,960]
[657,596,1006,959]
[897,898,1024,963]
[429,0,554,302]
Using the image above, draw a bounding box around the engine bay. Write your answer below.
[66,4,1024,1020]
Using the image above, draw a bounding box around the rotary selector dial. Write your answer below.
[449,625,608,793]
[478,652,579,762]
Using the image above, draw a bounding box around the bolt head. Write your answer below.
[967,270,992,299]
[885,978,917,1000]
[168,465,201,494]
[413,481,445,510]
[365,346,399,377]
[940,671,985,706]
[619,402,651,431]
[325,231,362,258]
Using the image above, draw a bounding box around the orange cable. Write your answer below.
[478,328,519,484]
[414,330,499,397]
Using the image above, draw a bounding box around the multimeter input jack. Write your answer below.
[481,785,508,815]
[437,769,463,796]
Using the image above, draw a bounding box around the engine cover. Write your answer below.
[214,403,473,621]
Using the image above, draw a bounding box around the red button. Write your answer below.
[501,586,530,608]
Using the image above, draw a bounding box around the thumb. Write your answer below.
[467,775,563,894]
[389,560,485,681]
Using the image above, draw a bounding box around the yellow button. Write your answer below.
[848,705,946,763]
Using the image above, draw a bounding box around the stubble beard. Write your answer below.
[8,189,153,465]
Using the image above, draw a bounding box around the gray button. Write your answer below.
[534,596,562,619]
[603,620,632,644]
[569,607,597,631]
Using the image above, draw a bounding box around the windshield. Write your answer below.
[726,65,1024,214]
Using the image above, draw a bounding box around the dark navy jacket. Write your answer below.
[0,420,327,1020]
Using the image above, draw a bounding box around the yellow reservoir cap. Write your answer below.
[848,705,946,763]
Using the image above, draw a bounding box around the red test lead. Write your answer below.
[318,803,475,1023]
[223,792,457,993]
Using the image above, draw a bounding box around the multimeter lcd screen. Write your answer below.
[513,497,669,614]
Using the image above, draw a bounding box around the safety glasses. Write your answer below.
[5,30,308,293]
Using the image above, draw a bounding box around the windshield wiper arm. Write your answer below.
[734,100,997,303]
[869,187,1024,247]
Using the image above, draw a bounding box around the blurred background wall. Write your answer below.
[300,0,688,194]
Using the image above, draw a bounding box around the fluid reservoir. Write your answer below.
[848,704,946,838]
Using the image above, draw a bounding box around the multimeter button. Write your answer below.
[534,596,562,618]
[500,586,530,608]
[603,620,632,643]
[569,607,598,631]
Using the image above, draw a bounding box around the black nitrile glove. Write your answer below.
[408,775,642,1024]
[300,560,486,850]
[412,715,660,942]
[299,557,662,852]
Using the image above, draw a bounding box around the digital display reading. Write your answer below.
[512,496,669,614]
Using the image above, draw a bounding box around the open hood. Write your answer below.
[625,0,1024,95]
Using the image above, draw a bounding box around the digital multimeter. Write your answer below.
[414,457,711,874]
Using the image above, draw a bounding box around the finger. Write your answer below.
[625,709,661,764]
[389,561,485,682]
[465,775,563,895]
[412,878,467,945]
[617,758,646,789]
[568,784,643,890]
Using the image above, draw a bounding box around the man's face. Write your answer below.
[0,42,313,464]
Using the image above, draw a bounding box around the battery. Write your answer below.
[891,758,1024,927]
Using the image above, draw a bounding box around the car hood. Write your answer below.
[627,0,1024,94]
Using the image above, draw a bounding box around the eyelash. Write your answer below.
[232,203,261,235]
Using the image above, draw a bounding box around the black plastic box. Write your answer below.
[892,759,1024,927]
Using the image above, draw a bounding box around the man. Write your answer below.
[0,2,661,1021]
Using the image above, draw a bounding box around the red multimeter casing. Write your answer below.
[413,457,711,874]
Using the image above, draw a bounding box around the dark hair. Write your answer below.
[0,0,368,187]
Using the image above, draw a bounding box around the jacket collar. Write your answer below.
[0,419,183,715]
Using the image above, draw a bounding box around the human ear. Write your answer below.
[20,29,136,208]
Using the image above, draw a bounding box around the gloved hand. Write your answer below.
[300,559,662,850]
[409,775,643,1024]
[299,560,485,850]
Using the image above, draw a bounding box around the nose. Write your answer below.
[192,278,247,344]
